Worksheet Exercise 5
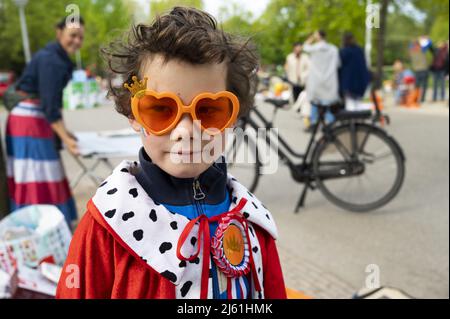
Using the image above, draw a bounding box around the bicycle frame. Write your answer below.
[239,101,378,212]
[231,84,402,212]
[243,105,328,169]
[242,85,387,160]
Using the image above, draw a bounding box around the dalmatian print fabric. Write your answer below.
[91,160,278,299]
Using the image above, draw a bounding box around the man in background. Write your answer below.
[409,36,433,103]
[284,42,309,102]
[430,40,449,102]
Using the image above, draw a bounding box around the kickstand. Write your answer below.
[294,182,310,213]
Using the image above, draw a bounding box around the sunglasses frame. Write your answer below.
[131,90,240,136]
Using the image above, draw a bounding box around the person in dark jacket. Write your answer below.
[339,32,371,111]
[430,41,449,102]
[4,16,84,225]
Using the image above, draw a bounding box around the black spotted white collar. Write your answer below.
[91,160,277,298]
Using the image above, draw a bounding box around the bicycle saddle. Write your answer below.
[264,98,290,109]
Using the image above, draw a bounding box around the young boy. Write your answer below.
[56,7,286,299]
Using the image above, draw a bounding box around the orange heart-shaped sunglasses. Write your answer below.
[125,76,240,136]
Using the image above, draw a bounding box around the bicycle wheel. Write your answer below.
[225,127,261,193]
[312,123,405,212]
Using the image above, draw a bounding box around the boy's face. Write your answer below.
[130,54,229,179]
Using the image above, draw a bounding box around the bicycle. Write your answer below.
[225,89,405,213]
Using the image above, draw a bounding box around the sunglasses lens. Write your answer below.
[195,97,234,131]
[138,95,178,133]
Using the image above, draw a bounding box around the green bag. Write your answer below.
[2,82,37,111]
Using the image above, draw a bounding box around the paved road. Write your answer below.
[1,99,448,299]
[270,103,449,299]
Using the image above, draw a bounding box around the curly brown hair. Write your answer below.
[101,6,259,119]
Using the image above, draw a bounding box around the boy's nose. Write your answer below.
[171,114,196,141]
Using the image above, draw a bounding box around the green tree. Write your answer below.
[0,0,131,75]
[382,1,425,65]
[378,0,449,80]
[75,0,132,75]
[412,0,449,40]
[149,0,203,20]
[218,3,254,35]
[237,0,367,66]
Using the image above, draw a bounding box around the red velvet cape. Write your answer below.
[56,199,287,299]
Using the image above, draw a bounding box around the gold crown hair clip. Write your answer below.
[124,76,148,98]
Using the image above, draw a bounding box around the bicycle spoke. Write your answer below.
[372,150,395,161]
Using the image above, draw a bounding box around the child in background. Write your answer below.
[393,59,417,106]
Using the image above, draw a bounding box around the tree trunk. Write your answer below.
[375,0,389,89]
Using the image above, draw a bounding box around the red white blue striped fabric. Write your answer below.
[5,99,77,224]
[229,276,248,299]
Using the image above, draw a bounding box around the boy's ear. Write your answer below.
[129,118,141,133]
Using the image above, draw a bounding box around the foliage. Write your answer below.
[0,0,131,75]
[149,0,203,20]
[0,0,448,75]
